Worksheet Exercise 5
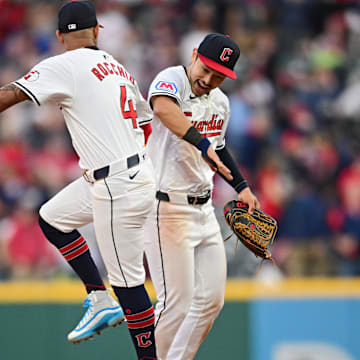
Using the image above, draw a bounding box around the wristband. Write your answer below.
[197,137,211,156]
[183,126,211,155]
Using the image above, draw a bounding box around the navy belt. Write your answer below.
[83,153,144,183]
[156,190,211,205]
[93,154,140,180]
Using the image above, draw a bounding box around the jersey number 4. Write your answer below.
[120,85,138,129]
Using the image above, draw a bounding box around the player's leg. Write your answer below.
[91,160,157,359]
[144,200,196,360]
[39,176,124,343]
[166,205,226,360]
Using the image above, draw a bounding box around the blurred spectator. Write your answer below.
[0,1,26,47]
[97,0,134,67]
[0,189,60,279]
[178,0,216,65]
[275,183,335,277]
[0,0,360,279]
[255,152,294,221]
[337,155,360,216]
[330,155,360,275]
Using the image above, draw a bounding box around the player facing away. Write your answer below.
[144,33,260,359]
[0,2,158,359]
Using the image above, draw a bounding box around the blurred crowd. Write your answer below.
[0,0,360,280]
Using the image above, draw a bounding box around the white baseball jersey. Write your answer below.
[17,46,156,288]
[147,65,230,194]
[144,65,229,359]
[14,47,152,170]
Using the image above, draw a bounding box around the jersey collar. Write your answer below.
[84,45,99,50]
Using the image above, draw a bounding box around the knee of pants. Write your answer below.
[201,292,225,318]
[166,290,193,313]
[212,296,225,314]
[169,307,190,323]
[160,297,191,322]
[39,204,74,233]
[155,307,188,333]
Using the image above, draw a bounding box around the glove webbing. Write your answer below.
[224,212,278,273]
[232,213,275,249]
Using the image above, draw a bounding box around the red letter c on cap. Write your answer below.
[220,48,233,62]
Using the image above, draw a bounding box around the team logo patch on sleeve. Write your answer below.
[155,81,177,94]
[24,70,40,82]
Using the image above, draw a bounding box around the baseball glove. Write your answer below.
[223,200,278,261]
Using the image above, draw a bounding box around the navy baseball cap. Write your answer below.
[58,1,103,33]
[197,33,240,79]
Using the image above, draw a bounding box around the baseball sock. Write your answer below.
[38,215,105,294]
[113,285,157,360]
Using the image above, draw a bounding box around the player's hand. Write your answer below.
[237,187,260,214]
[204,146,233,181]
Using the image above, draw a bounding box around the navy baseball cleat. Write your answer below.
[68,290,125,343]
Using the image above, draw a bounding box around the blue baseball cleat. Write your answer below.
[68,290,125,343]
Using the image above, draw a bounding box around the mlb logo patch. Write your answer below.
[68,24,77,30]
[155,81,177,94]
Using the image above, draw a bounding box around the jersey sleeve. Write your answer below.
[215,95,230,150]
[147,67,186,107]
[13,55,74,106]
[134,81,153,125]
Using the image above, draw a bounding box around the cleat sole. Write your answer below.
[69,316,125,344]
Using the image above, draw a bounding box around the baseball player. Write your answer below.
[144,33,259,359]
[0,2,158,359]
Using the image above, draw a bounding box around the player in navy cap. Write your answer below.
[57,0,104,33]
[197,33,240,79]
[0,1,157,358]
[144,33,259,359]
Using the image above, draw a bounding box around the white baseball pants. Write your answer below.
[39,158,155,287]
[144,198,227,360]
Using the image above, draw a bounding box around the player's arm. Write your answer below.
[151,95,233,180]
[151,95,192,136]
[0,83,30,112]
[216,146,260,213]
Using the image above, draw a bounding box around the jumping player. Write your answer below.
[144,33,260,359]
[0,2,158,358]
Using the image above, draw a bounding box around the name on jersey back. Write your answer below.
[91,61,135,85]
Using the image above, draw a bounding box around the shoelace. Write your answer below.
[76,297,93,328]
[83,297,91,309]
